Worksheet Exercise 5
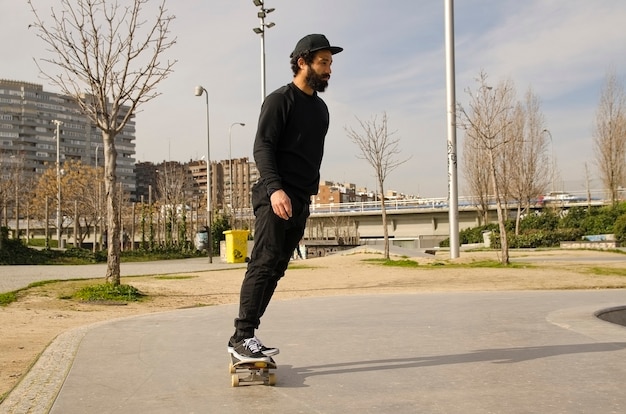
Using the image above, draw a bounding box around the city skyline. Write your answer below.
[3,0,625,197]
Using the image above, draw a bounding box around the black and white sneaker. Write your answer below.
[228,336,279,358]
[253,336,280,357]
[229,337,271,362]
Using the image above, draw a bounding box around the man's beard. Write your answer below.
[305,67,329,92]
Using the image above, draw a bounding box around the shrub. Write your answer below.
[506,228,585,248]
[614,214,626,244]
[439,223,498,247]
[559,206,590,230]
[0,238,58,265]
[520,209,559,232]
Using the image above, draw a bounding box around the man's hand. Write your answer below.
[270,189,292,220]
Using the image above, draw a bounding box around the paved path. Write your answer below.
[2,290,626,413]
[0,257,245,293]
[2,249,626,413]
[0,245,436,294]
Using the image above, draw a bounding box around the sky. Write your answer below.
[2,0,626,198]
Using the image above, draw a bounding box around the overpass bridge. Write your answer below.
[306,195,608,249]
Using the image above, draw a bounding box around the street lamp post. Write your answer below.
[252,0,275,103]
[228,122,245,228]
[194,85,213,263]
[444,0,459,259]
[10,155,19,240]
[53,120,62,247]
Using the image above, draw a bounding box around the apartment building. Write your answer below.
[0,79,136,193]
[136,157,259,213]
[313,181,358,205]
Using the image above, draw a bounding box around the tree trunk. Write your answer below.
[515,204,522,236]
[489,152,509,264]
[103,131,121,285]
[379,179,390,259]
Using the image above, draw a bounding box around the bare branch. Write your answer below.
[345,112,411,259]
[458,71,517,263]
[593,70,626,205]
[28,0,177,284]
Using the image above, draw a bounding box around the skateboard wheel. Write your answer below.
[268,373,277,386]
[228,363,236,374]
[231,374,239,387]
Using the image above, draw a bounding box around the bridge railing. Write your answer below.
[309,190,610,215]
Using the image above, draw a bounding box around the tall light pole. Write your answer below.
[444,0,459,259]
[229,122,245,227]
[194,85,213,263]
[252,0,275,103]
[52,120,62,247]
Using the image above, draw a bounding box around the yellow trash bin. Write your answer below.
[223,230,250,263]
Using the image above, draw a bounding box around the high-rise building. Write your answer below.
[135,158,258,214]
[0,79,136,192]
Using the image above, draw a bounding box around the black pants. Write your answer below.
[234,182,310,337]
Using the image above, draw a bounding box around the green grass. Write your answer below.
[586,267,626,277]
[363,258,530,269]
[287,264,320,270]
[0,280,65,306]
[26,279,64,288]
[154,275,198,280]
[452,260,529,269]
[363,258,420,268]
[71,283,145,302]
[0,292,17,306]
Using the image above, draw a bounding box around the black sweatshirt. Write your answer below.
[253,82,329,203]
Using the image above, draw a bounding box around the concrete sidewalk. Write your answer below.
[0,257,246,294]
[2,290,626,413]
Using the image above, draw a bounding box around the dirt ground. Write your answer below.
[2,248,626,400]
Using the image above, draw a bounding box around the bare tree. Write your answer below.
[0,152,12,249]
[507,88,550,234]
[29,0,176,284]
[31,160,101,244]
[155,161,190,247]
[593,70,626,205]
[462,129,491,225]
[345,112,410,259]
[458,71,515,264]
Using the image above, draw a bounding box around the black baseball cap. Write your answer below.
[290,34,343,58]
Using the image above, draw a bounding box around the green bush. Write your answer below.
[441,202,626,249]
[63,247,102,263]
[559,203,626,235]
[582,206,619,234]
[440,223,498,247]
[0,238,58,265]
[0,242,204,265]
[614,214,626,244]
[211,214,232,254]
[559,206,589,230]
[519,209,559,232]
[506,228,585,248]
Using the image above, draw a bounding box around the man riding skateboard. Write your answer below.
[228,33,343,362]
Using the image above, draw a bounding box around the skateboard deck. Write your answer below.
[229,354,277,387]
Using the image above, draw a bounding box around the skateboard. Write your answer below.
[228,354,277,387]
